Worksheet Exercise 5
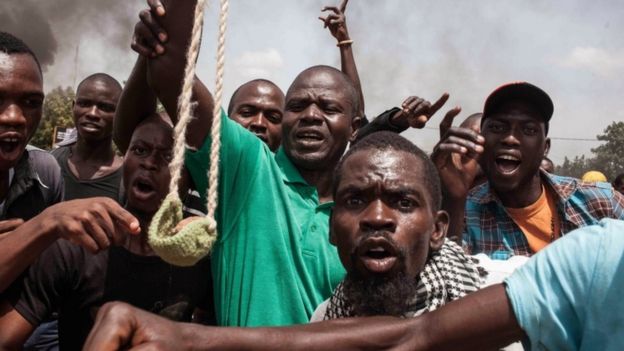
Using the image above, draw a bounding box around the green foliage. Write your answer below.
[30,86,76,150]
[555,121,624,181]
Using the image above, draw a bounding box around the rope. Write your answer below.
[206,0,228,220]
[167,0,207,198]
[148,0,228,267]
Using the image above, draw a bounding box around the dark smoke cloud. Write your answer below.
[0,0,140,71]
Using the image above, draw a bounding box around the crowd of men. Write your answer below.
[0,0,623,350]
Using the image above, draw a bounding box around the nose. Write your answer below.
[299,104,323,125]
[85,105,101,120]
[140,152,159,171]
[360,200,396,233]
[248,113,268,133]
[0,103,28,130]
[501,127,521,147]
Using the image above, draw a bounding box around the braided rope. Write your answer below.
[167,0,207,197]
[206,0,228,219]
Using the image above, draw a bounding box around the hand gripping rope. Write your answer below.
[148,0,228,266]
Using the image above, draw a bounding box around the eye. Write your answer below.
[397,197,417,210]
[344,196,364,208]
[76,99,92,108]
[131,145,148,156]
[285,101,305,112]
[266,112,282,124]
[238,108,254,117]
[98,103,116,113]
[162,151,173,162]
[23,97,43,109]
[487,122,506,133]
[523,125,538,136]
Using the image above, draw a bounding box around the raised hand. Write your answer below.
[431,109,484,200]
[319,0,351,42]
[132,0,168,57]
[42,198,140,254]
[390,93,450,129]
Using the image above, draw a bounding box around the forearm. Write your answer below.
[414,285,524,350]
[443,194,467,244]
[114,56,157,154]
[148,0,215,148]
[339,44,365,117]
[0,217,56,292]
[183,317,415,351]
[355,107,405,143]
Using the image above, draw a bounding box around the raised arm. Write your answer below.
[113,56,157,154]
[320,0,364,118]
[131,0,215,149]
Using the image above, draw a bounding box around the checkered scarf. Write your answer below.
[323,239,480,319]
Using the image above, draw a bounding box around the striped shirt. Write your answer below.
[463,171,624,259]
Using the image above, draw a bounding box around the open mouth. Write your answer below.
[357,238,399,274]
[0,133,23,155]
[131,177,157,200]
[295,129,324,143]
[495,154,521,175]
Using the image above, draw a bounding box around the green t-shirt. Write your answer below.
[185,111,345,327]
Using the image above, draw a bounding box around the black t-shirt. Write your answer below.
[51,146,123,202]
[5,240,213,350]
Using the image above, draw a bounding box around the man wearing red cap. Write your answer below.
[432,82,624,259]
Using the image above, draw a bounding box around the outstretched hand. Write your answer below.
[42,198,140,254]
[391,93,451,129]
[431,109,484,200]
[319,0,350,42]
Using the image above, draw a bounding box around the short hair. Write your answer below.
[0,31,42,73]
[287,65,361,119]
[77,73,122,94]
[227,79,282,115]
[333,131,442,211]
[614,173,624,187]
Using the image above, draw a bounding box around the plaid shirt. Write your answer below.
[463,171,624,259]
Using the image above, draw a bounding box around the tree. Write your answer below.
[30,86,75,150]
[589,121,624,180]
[555,121,624,181]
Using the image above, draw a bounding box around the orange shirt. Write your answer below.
[506,186,561,253]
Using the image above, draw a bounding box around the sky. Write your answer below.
[3,0,623,165]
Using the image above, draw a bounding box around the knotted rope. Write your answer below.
[148,0,228,266]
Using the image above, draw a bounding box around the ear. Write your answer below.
[429,210,448,251]
[71,100,76,109]
[329,209,337,246]
[544,137,551,156]
[349,115,363,143]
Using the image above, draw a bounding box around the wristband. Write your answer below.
[336,39,354,47]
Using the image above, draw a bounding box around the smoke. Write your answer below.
[1,0,143,88]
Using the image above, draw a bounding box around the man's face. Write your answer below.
[331,149,446,282]
[73,79,120,142]
[479,101,548,193]
[282,69,358,170]
[123,118,173,215]
[229,81,284,151]
[0,53,43,171]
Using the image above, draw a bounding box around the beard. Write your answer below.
[342,262,419,317]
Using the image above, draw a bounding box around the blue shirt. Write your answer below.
[505,218,624,350]
[464,171,624,259]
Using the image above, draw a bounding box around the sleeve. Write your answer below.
[4,241,71,327]
[503,222,610,350]
[184,109,273,241]
[611,189,624,219]
[353,107,405,143]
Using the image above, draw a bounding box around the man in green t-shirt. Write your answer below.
[118,0,362,327]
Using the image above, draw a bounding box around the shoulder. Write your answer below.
[26,146,63,186]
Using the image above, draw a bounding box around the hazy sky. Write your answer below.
[3,0,623,164]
